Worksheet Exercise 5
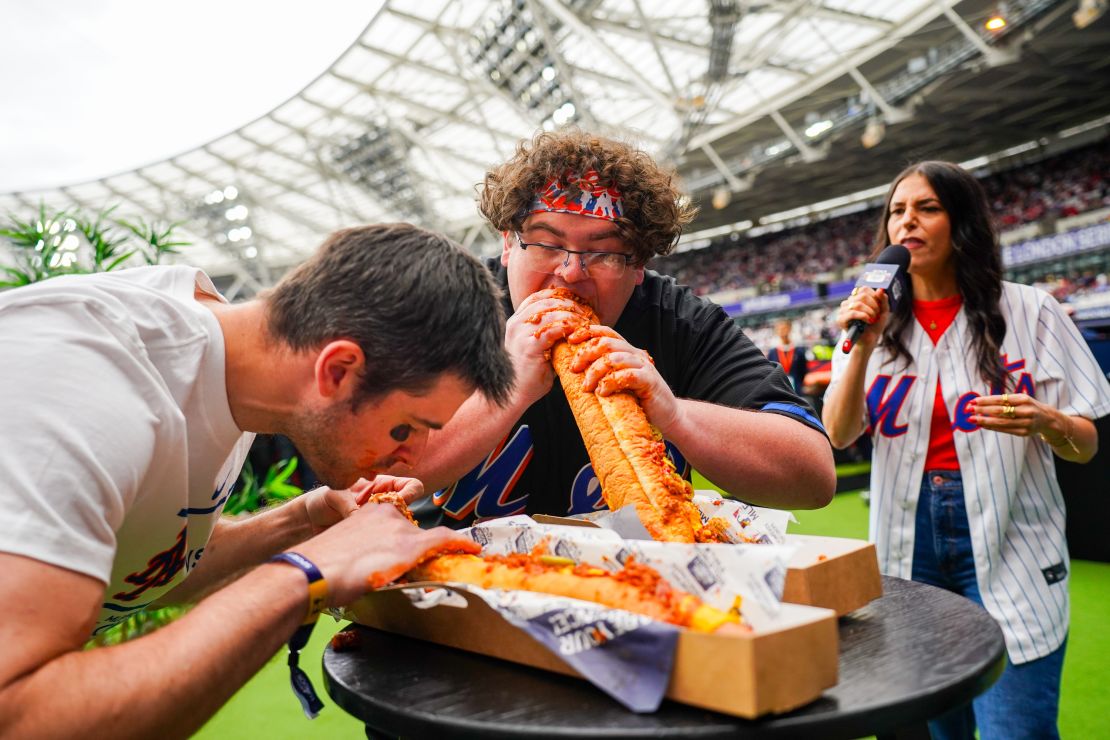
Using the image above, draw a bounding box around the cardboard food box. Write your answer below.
[343,583,839,719]
[783,534,883,616]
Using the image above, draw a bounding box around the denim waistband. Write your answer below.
[922,469,963,491]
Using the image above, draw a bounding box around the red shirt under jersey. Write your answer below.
[913,294,963,471]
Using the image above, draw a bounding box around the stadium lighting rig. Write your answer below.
[985,14,1008,31]
[686,0,1063,202]
[707,0,741,83]
[330,123,425,220]
[1073,0,1107,28]
[469,0,593,130]
[190,185,258,258]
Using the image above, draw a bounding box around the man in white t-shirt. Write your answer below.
[0,223,514,737]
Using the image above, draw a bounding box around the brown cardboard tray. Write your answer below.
[343,583,838,719]
[783,534,883,616]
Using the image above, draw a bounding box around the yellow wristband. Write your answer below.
[268,552,328,718]
[270,552,328,624]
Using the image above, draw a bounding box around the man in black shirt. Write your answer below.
[409,131,835,526]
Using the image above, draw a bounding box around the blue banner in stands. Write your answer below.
[1003,222,1110,267]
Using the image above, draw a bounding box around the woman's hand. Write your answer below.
[972,393,1067,440]
[835,287,889,352]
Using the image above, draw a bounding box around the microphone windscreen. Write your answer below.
[874,244,910,270]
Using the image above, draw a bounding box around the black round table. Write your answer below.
[323,576,1005,739]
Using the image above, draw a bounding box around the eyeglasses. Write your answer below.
[514,232,634,279]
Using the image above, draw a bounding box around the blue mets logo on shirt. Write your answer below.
[435,425,534,520]
[436,426,692,519]
[569,442,690,513]
[867,354,1035,437]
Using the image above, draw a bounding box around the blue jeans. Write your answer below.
[911,470,1066,740]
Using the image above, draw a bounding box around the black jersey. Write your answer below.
[433,261,824,526]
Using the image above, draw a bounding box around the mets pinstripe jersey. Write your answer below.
[828,281,1110,663]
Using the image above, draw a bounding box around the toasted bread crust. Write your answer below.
[409,551,739,632]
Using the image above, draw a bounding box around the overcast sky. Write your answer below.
[0,0,376,192]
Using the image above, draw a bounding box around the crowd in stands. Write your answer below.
[990,141,1110,227]
[1033,272,1109,304]
[655,136,1110,298]
[657,210,877,296]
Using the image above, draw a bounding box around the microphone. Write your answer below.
[841,244,910,354]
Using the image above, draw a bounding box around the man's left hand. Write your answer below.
[568,325,682,434]
[303,476,425,535]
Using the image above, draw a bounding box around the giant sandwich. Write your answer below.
[369,493,742,634]
[543,288,726,543]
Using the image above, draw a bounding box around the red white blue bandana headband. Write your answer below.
[527,170,624,221]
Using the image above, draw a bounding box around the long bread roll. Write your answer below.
[546,289,721,543]
[408,551,741,633]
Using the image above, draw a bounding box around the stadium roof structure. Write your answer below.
[3,0,1109,296]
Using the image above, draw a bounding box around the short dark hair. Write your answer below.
[478,129,696,264]
[870,161,1006,389]
[265,223,514,407]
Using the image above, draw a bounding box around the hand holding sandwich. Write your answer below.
[568,325,681,436]
[512,288,676,432]
[504,289,592,406]
[301,475,427,535]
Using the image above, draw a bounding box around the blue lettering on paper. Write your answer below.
[513,604,679,712]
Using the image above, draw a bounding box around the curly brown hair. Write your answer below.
[478,129,697,264]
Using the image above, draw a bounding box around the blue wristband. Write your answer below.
[268,552,327,719]
[270,552,328,624]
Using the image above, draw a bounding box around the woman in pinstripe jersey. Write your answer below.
[823,161,1110,740]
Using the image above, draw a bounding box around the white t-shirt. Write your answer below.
[827,282,1110,663]
[0,266,254,634]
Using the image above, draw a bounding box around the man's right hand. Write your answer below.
[835,287,889,351]
[293,502,479,606]
[504,289,591,406]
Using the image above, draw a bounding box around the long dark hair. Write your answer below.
[870,161,1007,390]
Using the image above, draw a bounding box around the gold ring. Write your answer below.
[1002,393,1009,404]
[1003,404,1016,419]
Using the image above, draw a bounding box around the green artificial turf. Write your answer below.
[834,461,873,479]
[194,618,363,738]
[194,484,1108,738]
[1060,558,1110,739]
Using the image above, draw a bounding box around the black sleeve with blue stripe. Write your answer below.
[619,273,827,437]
